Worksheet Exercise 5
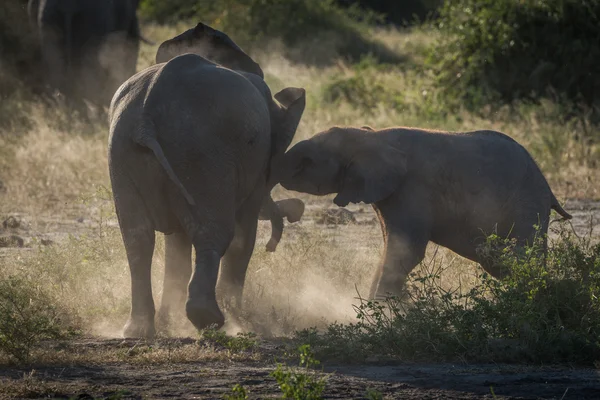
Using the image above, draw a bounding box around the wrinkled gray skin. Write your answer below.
[259,197,305,252]
[278,126,572,299]
[157,23,306,254]
[109,23,306,338]
[28,0,143,107]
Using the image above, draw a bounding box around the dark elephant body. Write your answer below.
[29,0,141,106]
[279,126,572,299]
[109,50,305,337]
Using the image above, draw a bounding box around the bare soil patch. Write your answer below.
[1,338,599,399]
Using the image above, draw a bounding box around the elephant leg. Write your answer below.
[371,230,429,300]
[173,199,235,331]
[219,189,263,314]
[113,189,157,338]
[186,247,228,331]
[478,212,550,279]
[369,198,431,300]
[157,230,192,331]
[40,26,67,97]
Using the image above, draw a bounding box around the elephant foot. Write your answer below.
[123,316,156,339]
[186,299,225,331]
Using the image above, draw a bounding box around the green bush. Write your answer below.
[297,229,600,365]
[271,344,327,400]
[429,0,600,117]
[224,384,249,400]
[0,275,72,363]
[139,0,401,65]
[199,328,258,353]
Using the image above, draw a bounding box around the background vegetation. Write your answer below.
[0,0,599,369]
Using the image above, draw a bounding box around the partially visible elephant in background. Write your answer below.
[109,23,306,338]
[28,0,144,108]
[278,126,572,300]
[259,197,305,252]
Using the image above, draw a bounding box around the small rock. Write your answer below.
[316,208,356,225]
[2,216,21,229]
[0,234,25,248]
[77,216,85,223]
[41,238,54,246]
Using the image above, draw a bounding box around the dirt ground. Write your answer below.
[1,338,600,399]
[1,198,600,400]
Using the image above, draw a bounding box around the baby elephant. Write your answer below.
[259,197,305,252]
[278,126,572,299]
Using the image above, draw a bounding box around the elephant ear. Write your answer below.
[334,146,406,206]
[272,87,306,155]
[155,22,264,78]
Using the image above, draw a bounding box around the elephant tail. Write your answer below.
[551,193,572,220]
[135,120,196,206]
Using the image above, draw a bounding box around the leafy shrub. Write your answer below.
[429,0,600,117]
[297,229,600,365]
[224,384,249,400]
[271,344,327,400]
[199,328,258,353]
[0,275,72,362]
[139,0,401,65]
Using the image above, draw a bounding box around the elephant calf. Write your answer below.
[279,126,572,299]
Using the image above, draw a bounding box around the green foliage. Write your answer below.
[200,328,258,353]
[297,229,600,364]
[0,275,72,363]
[365,388,383,400]
[223,384,249,400]
[429,0,600,118]
[139,0,400,65]
[271,344,327,400]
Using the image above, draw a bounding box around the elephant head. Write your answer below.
[279,126,407,206]
[155,22,264,78]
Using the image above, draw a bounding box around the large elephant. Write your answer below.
[278,126,572,299]
[109,23,306,338]
[156,23,306,254]
[28,0,143,107]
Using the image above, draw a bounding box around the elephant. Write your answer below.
[157,23,307,254]
[28,0,144,108]
[277,125,572,299]
[108,23,306,338]
[259,197,305,252]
